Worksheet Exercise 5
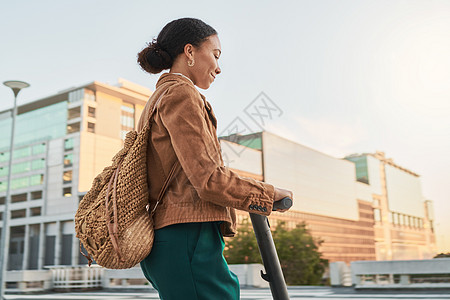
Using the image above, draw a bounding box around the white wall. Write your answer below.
[220,140,263,176]
[355,181,372,202]
[366,155,382,195]
[262,131,359,220]
[385,164,425,218]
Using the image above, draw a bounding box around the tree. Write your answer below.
[272,221,328,285]
[224,218,261,264]
[434,253,450,258]
[224,218,328,285]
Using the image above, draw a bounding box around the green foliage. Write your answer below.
[224,218,261,264]
[434,252,450,258]
[224,218,328,285]
[272,221,328,285]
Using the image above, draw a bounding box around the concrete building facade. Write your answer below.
[0,79,150,272]
[220,132,437,264]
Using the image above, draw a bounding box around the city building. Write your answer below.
[219,132,436,263]
[0,78,151,271]
[0,79,436,281]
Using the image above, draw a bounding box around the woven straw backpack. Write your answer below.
[75,89,179,269]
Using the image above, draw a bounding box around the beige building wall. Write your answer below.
[78,80,151,193]
[135,103,146,127]
[78,132,123,193]
[369,152,437,260]
[93,91,123,139]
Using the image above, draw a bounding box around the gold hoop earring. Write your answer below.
[188,60,195,67]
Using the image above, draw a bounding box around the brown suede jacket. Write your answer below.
[137,73,275,236]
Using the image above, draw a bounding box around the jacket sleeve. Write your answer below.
[158,83,275,215]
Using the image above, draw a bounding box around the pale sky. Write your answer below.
[1,0,449,252]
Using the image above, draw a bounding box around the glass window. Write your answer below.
[0,152,9,163]
[68,88,84,103]
[64,138,74,150]
[30,207,41,216]
[11,101,67,148]
[87,122,95,133]
[11,209,26,219]
[239,136,262,150]
[31,190,42,200]
[121,103,135,114]
[30,174,44,186]
[31,159,45,170]
[121,116,135,128]
[345,156,370,184]
[11,177,29,190]
[12,162,31,174]
[11,193,27,203]
[64,154,73,167]
[0,166,8,177]
[63,187,72,197]
[88,106,96,118]
[63,170,72,183]
[68,106,81,120]
[13,147,31,159]
[67,122,80,134]
[0,196,5,204]
[0,181,7,192]
[32,143,46,155]
[121,103,135,140]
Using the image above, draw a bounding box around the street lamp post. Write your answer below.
[0,80,30,300]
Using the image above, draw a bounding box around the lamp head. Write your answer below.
[3,80,30,97]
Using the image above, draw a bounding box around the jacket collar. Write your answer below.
[155,72,218,128]
[156,72,195,89]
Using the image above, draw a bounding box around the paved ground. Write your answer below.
[4,287,450,299]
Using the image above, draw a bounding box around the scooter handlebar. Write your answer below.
[272,197,292,211]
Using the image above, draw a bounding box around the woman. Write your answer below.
[136,18,293,300]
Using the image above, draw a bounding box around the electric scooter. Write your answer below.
[250,197,293,300]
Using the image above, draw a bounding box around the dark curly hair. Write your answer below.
[137,18,217,74]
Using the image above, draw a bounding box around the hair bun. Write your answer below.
[137,18,217,75]
[137,39,173,74]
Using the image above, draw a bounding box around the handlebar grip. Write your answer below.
[272,197,293,211]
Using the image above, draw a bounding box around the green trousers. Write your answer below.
[140,222,240,300]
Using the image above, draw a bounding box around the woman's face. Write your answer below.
[189,35,222,89]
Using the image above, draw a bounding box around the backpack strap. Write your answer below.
[140,85,171,133]
[152,160,181,214]
[144,86,182,213]
[144,87,182,212]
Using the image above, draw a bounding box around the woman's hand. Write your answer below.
[273,187,293,213]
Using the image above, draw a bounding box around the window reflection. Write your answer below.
[63,170,72,183]
[64,154,73,167]
[64,138,74,150]
[67,122,80,134]
[68,106,81,120]
[30,174,44,186]
[31,159,45,170]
